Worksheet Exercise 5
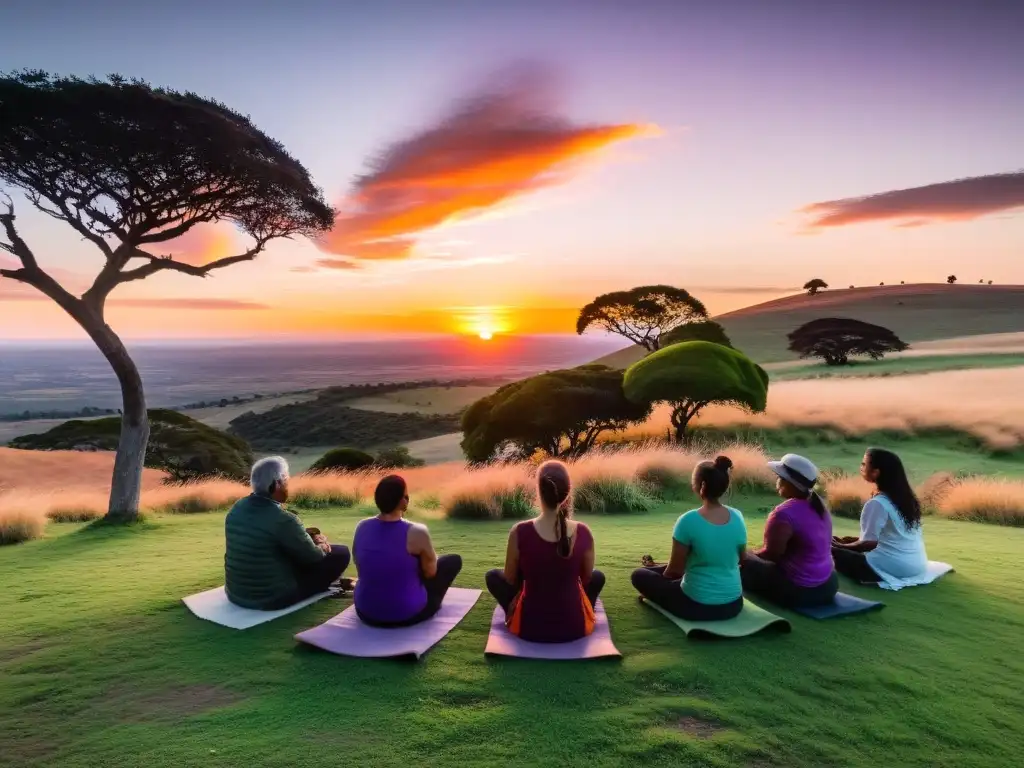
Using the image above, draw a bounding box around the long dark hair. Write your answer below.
[537,460,572,558]
[693,455,733,501]
[866,447,921,529]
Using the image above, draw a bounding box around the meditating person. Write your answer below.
[741,453,839,607]
[224,456,350,610]
[485,460,605,643]
[631,456,746,621]
[352,475,463,627]
[832,448,928,586]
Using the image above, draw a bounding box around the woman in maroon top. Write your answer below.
[485,460,605,643]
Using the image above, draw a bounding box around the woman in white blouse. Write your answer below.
[832,448,928,586]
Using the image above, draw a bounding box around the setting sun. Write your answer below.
[478,329,494,340]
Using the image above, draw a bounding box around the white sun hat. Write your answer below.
[767,454,819,493]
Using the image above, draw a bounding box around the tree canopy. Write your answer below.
[622,341,769,441]
[947,275,957,284]
[309,448,376,473]
[10,409,254,483]
[0,71,333,520]
[576,285,708,352]
[787,317,909,366]
[460,365,652,462]
[659,319,733,349]
[803,278,828,296]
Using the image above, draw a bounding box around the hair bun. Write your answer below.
[713,455,734,473]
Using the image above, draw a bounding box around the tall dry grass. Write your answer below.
[621,367,1024,450]
[0,491,49,545]
[823,477,874,519]
[935,478,1024,526]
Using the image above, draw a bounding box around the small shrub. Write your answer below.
[374,446,426,469]
[416,493,441,510]
[918,471,957,513]
[936,478,1024,526]
[48,506,102,523]
[290,490,361,510]
[635,463,691,500]
[440,464,534,521]
[574,476,656,514]
[310,447,376,473]
[823,477,872,519]
[446,495,495,520]
[0,494,48,545]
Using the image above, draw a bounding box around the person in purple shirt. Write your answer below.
[353,475,462,627]
[741,453,839,608]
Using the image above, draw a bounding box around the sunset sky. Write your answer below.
[1,0,1022,339]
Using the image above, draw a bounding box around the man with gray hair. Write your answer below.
[224,456,350,610]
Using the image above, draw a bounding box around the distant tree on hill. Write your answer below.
[988,280,993,285]
[461,365,651,462]
[947,275,957,284]
[803,278,828,296]
[576,285,708,352]
[787,318,909,366]
[622,341,769,442]
[0,71,333,521]
[309,448,376,473]
[879,282,885,286]
[659,320,733,349]
[10,410,254,483]
[374,445,426,469]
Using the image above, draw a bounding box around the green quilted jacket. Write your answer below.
[224,494,325,609]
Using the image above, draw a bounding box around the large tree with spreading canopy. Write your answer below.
[787,317,909,366]
[461,365,651,462]
[623,341,769,441]
[0,71,334,520]
[576,285,708,352]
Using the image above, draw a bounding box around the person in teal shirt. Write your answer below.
[632,455,747,620]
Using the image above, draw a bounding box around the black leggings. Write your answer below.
[832,546,882,583]
[358,554,464,627]
[631,565,743,621]
[282,544,351,608]
[741,554,839,608]
[484,569,606,613]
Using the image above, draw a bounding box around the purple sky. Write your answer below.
[1,0,1022,338]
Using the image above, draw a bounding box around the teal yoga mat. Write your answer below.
[641,597,791,638]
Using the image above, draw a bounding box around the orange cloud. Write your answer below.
[318,65,656,261]
[801,171,1024,229]
[161,223,240,265]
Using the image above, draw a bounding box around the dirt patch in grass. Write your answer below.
[0,638,50,664]
[105,683,244,723]
[674,715,725,739]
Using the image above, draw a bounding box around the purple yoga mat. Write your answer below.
[484,600,621,659]
[294,587,481,659]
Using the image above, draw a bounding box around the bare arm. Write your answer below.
[756,520,793,562]
[579,524,595,585]
[833,538,878,552]
[501,526,520,585]
[663,539,690,580]
[407,523,438,579]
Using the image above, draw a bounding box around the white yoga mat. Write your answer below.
[182,585,338,630]
[866,561,955,591]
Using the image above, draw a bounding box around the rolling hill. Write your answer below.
[594,283,1024,367]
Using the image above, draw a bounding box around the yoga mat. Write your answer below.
[641,597,791,638]
[183,585,337,630]
[295,587,481,659]
[792,592,884,620]
[862,561,955,591]
[484,600,621,659]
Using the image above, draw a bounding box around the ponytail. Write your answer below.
[808,490,828,517]
[555,504,570,558]
[537,461,573,558]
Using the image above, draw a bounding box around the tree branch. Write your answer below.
[112,239,269,286]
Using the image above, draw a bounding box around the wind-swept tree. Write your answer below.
[622,341,769,442]
[803,278,828,296]
[0,71,333,521]
[947,275,957,284]
[461,365,651,462]
[787,318,909,366]
[576,285,708,352]
[659,319,733,349]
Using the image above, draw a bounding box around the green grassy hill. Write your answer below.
[596,283,1024,367]
[2,503,1021,767]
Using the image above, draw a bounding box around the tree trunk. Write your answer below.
[75,309,150,522]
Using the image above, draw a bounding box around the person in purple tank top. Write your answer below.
[353,475,462,627]
[485,460,605,643]
[741,454,839,608]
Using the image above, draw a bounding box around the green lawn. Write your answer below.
[771,354,1024,381]
[2,503,1022,768]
